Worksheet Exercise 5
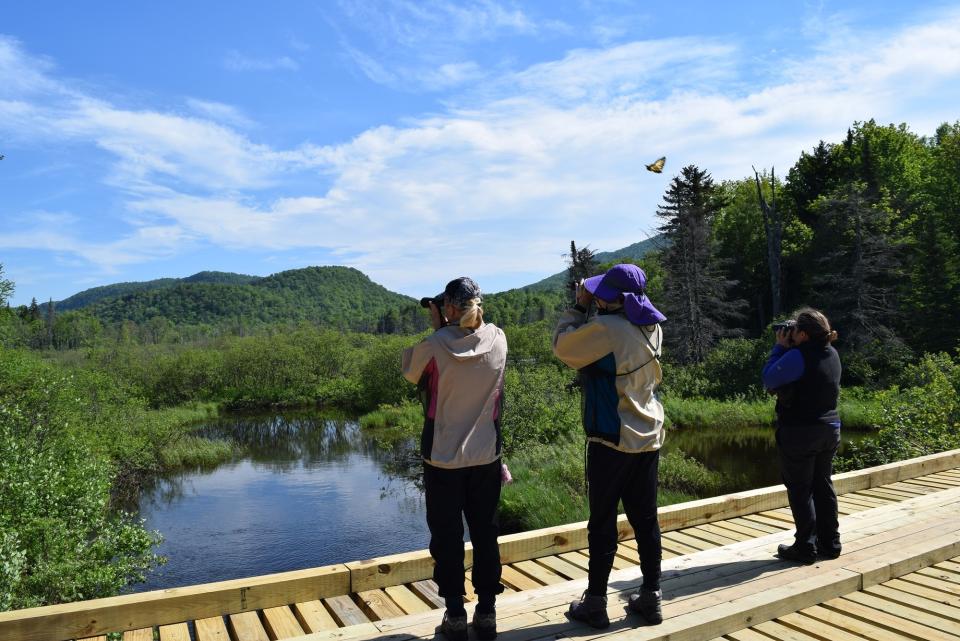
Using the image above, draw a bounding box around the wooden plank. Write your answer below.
[925,472,960,483]
[0,562,350,641]
[710,520,773,539]
[800,604,912,641]
[262,606,305,639]
[777,611,878,641]
[937,559,960,574]
[758,510,795,524]
[662,530,715,551]
[615,542,643,562]
[229,611,269,641]
[902,572,960,596]
[499,565,543,591]
[880,578,960,609]
[684,525,740,546]
[727,629,773,641]
[324,595,370,627]
[159,622,191,641]
[512,560,565,586]
[696,522,753,542]
[535,555,588,580]
[727,516,782,533]
[846,529,960,588]
[384,585,432,615]
[753,619,821,640]
[848,490,897,503]
[740,513,792,530]
[408,580,445,609]
[900,477,956,490]
[865,584,960,622]
[123,630,154,641]
[919,565,960,584]
[842,590,960,635]
[823,595,960,641]
[356,589,406,621]
[195,616,230,641]
[79,637,108,641]
[293,600,338,633]
[558,551,591,571]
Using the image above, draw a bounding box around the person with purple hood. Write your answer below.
[553,263,666,628]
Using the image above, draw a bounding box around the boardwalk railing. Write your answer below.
[2,448,959,641]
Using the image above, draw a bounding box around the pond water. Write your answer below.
[132,411,872,592]
[131,413,427,593]
[663,424,870,491]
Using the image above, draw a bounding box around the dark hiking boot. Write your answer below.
[627,587,663,625]
[817,547,842,560]
[472,609,497,640]
[439,611,468,641]
[777,543,816,565]
[568,592,609,629]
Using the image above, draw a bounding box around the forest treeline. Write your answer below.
[1,118,959,609]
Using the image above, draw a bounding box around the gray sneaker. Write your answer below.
[627,587,662,625]
[472,609,497,640]
[439,611,468,641]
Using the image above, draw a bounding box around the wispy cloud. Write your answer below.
[334,0,566,91]
[2,7,960,295]
[223,50,300,72]
[186,98,255,129]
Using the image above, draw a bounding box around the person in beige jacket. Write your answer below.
[553,263,666,628]
[402,277,507,641]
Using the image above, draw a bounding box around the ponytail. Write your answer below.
[459,297,484,330]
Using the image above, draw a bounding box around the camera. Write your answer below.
[772,319,797,333]
[419,294,444,309]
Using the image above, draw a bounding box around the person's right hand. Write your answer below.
[576,279,594,309]
[775,327,794,348]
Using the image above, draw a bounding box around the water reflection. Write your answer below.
[132,412,427,593]
[663,424,870,491]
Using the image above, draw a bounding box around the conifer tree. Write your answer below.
[656,165,744,363]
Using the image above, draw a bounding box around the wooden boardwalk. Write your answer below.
[3,450,960,641]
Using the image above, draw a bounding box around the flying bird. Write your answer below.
[645,156,665,173]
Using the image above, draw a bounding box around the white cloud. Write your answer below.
[3,8,960,295]
[223,50,299,72]
[186,98,255,129]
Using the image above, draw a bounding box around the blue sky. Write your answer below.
[2,1,960,306]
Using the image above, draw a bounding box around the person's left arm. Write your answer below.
[762,345,805,390]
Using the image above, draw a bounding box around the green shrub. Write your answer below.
[0,349,162,609]
[501,365,580,452]
[837,352,960,470]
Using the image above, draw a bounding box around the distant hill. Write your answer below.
[524,235,663,292]
[65,267,417,331]
[53,271,256,311]
[49,237,663,331]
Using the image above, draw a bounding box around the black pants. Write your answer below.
[423,460,504,598]
[776,423,841,557]
[586,442,661,594]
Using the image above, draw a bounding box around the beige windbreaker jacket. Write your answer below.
[553,308,665,453]
[402,322,507,469]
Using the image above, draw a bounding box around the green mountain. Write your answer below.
[77,267,417,331]
[53,271,256,311]
[51,236,662,331]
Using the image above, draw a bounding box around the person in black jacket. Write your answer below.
[762,308,841,564]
